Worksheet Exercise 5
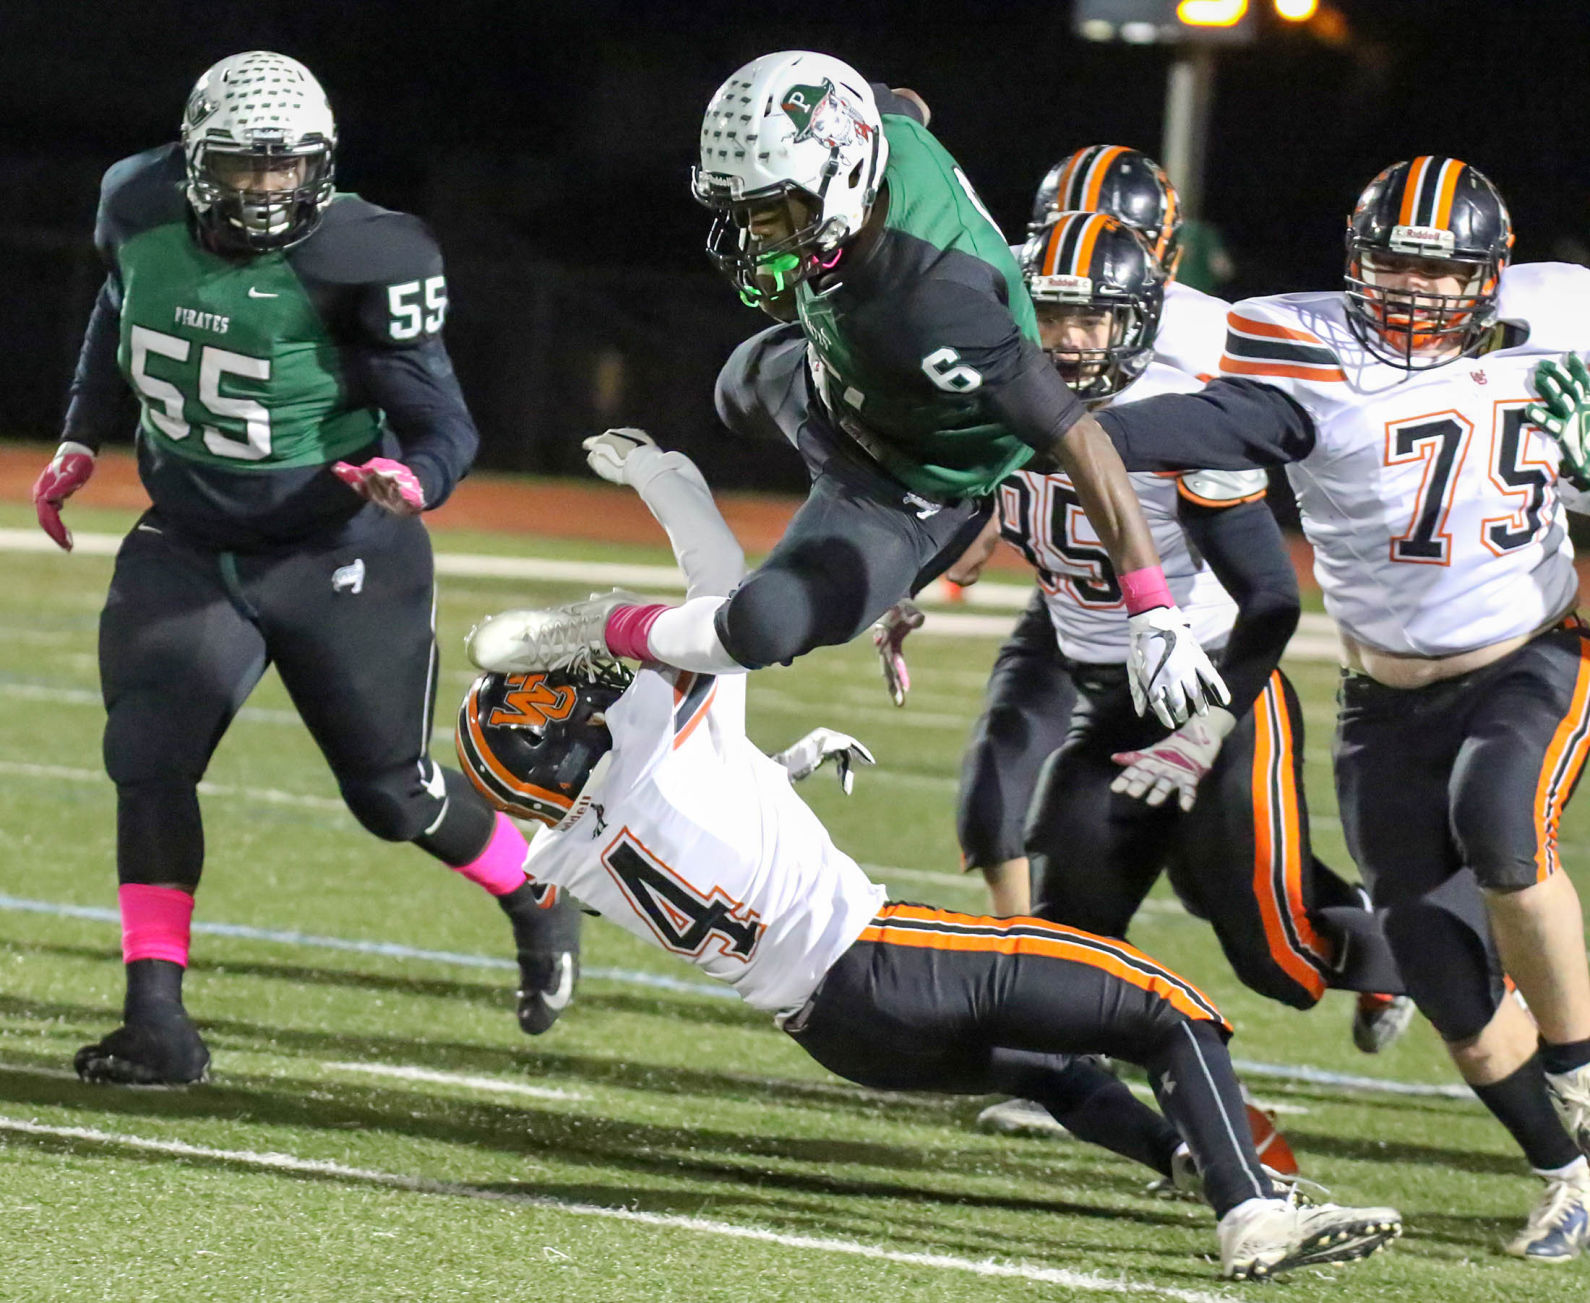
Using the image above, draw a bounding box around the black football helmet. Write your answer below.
[1022,210,1165,404]
[1030,146,1183,276]
[1344,156,1513,369]
[456,661,632,827]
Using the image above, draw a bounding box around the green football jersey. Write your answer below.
[794,113,1079,500]
[117,219,378,469]
[64,143,478,548]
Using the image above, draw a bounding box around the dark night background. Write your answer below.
[4,0,1589,490]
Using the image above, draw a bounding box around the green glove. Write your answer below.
[1527,353,1590,491]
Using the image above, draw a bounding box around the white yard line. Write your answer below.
[0,1116,1238,1303]
[0,528,1342,656]
[323,1061,587,1102]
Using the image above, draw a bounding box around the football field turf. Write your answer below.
[2,498,1589,1302]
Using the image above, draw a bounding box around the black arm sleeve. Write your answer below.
[1177,496,1300,713]
[1096,377,1316,472]
[983,340,1089,454]
[349,338,479,510]
[61,275,130,451]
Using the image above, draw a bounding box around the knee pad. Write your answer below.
[713,572,829,670]
[339,765,442,843]
[1380,872,1502,1042]
[1451,807,1539,892]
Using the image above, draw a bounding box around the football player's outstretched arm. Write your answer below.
[1096,377,1317,473]
[583,429,746,599]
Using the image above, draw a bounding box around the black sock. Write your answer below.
[987,1048,1182,1175]
[1473,1054,1580,1171]
[499,886,581,956]
[1145,1020,1274,1217]
[1540,1037,1590,1077]
[124,958,186,1023]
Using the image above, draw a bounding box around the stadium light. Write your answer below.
[1177,0,1247,27]
[1274,0,1319,19]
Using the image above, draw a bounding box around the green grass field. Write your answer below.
[2,497,1588,1301]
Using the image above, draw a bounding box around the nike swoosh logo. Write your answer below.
[541,952,576,1011]
[248,287,279,299]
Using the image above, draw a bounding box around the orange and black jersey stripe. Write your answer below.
[1221,313,1345,384]
[859,903,1230,1030]
[671,671,717,749]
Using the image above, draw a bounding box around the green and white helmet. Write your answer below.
[692,51,889,305]
[181,51,337,253]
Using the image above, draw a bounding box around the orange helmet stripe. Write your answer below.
[1081,145,1129,210]
[1073,212,1108,273]
[1398,155,1431,227]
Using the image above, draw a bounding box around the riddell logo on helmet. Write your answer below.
[781,79,873,148]
[1389,225,1456,254]
[1030,273,1093,300]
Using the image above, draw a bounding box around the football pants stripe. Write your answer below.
[1250,673,1332,999]
[858,903,1228,1027]
[1533,624,1590,881]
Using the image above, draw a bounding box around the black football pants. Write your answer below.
[785,903,1273,1217]
[100,508,492,889]
[712,322,991,669]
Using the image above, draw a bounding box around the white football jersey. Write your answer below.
[1155,280,1230,380]
[1219,262,1590,656]
[998,361,1262,663]
[520,668,887,1013]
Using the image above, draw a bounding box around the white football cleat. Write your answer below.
[1218,1196,1401,1280]
[468,589,642,673]
[1546,1063,1590,1158]
[1352,992,1417,1054]
[1504,1164,1590,1262]
[974,1097,1072,1139]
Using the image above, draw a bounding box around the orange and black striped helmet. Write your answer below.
[1021,210,1164,404]
[1344,156,1513,370]
[456,661,631,826]
[1029,145,1182,274]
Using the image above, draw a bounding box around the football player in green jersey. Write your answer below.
[32,51,580,1085]
[467,52,1228,735]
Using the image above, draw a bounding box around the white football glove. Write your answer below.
[872,600,925,707]
[770,728,876,795]
[1126,606,1231,729]
[1111,707,1236,813]
[582,427,658,486]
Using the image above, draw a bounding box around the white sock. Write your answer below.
[1533,1155,1590,1182]
[645,596,748,674]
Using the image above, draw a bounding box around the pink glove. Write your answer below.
[32,442,97,551]
[330,457,426,516]
[871,600,925,707]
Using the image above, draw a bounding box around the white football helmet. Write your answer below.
[181,51,337,252]
[692,51,889,305]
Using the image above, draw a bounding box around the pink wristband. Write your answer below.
[1119,566,1173,615]
[604,603,670,661]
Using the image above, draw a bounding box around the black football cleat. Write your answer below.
[74,1014,211,1086]
[516,949,579,1036]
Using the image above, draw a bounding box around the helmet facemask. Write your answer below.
[1345,244,1498,369]
[1034,299,1156,405]
[695,154,873,308]
[188,140,335,253]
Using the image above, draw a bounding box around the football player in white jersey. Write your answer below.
[456,430,1402,1281]
[1098,156,1590,1261]
[959,212,1406,1137]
